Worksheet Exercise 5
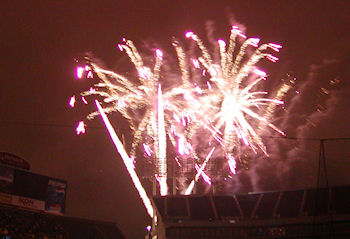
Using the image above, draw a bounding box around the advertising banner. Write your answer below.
[11,195,45,210]
[0,165,66,214]
[45,179,67,215]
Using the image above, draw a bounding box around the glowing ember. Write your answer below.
[76,121,85,135]
[69,96,76,107]
[76,67,84,79]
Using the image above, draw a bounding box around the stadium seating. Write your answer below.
[254,192,279,219]
[212,196,240,219]
[0,204,124,239]
[276,190,303,218]
[154,186,350,238]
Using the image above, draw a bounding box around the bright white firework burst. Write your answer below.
[71,25,291,215]
[182,27,287,172]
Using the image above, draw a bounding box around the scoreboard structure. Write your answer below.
[0,164,67,215]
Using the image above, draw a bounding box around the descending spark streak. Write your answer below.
[227,154,236,174]
[81,96,88,104]
[157,84,167,195]
[143,144,152,157]
[95,100,154,218]
[195,164,211,184]
[185,147,215,195]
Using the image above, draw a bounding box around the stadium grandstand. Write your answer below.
[0,152,125,239]
[0,203,125,239]
[151,186,350,238]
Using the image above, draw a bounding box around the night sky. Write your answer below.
[1,1,349,238]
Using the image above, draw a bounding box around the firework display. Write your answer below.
[70,25,289,215]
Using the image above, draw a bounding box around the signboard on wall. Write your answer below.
[11,195,45,210]
[45,179,67,215]
[0,166,14,194]
[0,165,67,214]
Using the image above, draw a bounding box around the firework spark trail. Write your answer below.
[185,147,215,195]
[82,41,169,192]
[81,39,205,195]
[260,74,296,126]
[227,154,237,174]
[95,100,154,218]
[157,84,167,195]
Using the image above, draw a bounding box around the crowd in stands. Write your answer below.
[0,205,124,239]
[0,205,65,239]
